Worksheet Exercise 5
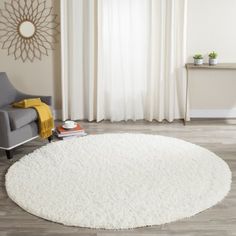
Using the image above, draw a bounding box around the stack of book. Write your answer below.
[56,124,87,140]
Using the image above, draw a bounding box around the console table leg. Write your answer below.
[184,68,189,125]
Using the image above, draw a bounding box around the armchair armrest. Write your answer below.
[0,110,11,147]
[16,92,52,106]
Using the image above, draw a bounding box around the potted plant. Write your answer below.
[193,54,204,65]
[208,51,218,65]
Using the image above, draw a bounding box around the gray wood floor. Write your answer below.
[0,120,236,236]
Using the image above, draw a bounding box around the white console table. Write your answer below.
[184,63,236,125]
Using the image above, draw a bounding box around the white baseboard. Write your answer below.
[53,109,236,120]
[190,109,236,118]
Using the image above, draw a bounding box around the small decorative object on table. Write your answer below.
[208,51,218,65]
[56,121,87,140]
[193,54,204,65]
[63,120,77,129]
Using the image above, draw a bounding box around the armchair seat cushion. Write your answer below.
[1,105,38,130]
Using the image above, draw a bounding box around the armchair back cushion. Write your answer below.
[0,72,18,107]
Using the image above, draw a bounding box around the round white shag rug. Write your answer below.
[6,133,231,229]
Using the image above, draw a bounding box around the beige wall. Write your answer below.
[0,0,61,114]
[187,0,236,117]
[1,0,236,118]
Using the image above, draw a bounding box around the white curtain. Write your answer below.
[61,0,97,121]
[61,0,187,122]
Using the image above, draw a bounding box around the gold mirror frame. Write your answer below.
[0,0,59,62]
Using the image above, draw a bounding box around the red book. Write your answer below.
[57,124,84,134]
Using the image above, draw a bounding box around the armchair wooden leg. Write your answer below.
[6,150,13,159]
[48,135,53,143]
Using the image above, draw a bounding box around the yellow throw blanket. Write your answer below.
[13,98,54,139]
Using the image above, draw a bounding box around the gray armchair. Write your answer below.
[0,72,53,159]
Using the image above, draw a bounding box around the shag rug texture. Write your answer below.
[6,133,231,229]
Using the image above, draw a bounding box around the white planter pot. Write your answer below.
[209,58,218,65]
[194,58,203,65]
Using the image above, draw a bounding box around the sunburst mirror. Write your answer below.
[0,0,59,62]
